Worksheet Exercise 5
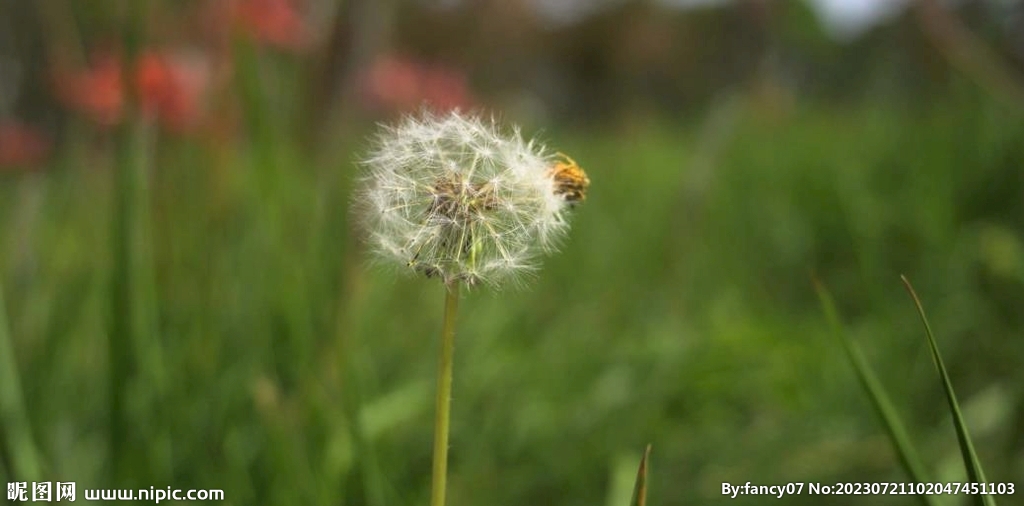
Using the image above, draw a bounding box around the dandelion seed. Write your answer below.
[356,110,589,287]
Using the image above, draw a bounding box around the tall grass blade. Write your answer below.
[111,116,165,481]
[0,283,42,482]
[812,278,937,506]
[900,275,996,506]
[628,444,651,506]
[108,1,172,483]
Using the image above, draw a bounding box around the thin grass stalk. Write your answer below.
[813,278,937,506]
[430,280,460,506]
[110,1,167,480]
[0,283,42,482]
[111,115,166,480]
[900,275,996,506]
[628,445,652,506]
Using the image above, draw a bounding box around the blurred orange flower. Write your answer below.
[0,120,50,170]
[360,54,474,113]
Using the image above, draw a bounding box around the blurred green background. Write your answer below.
[1,0,1023,504]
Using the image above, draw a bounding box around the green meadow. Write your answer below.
[1,3,1023,504]
[3,90,1021,504]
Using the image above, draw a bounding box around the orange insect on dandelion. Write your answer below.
[548,153,590,205]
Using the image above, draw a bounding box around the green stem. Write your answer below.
[430,280,460,506]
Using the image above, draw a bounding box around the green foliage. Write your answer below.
[1,93,1022,506]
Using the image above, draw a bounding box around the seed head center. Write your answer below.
[429,174,498,223]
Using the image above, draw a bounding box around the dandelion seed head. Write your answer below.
[355,110,587,287]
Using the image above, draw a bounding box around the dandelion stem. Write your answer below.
[430,280,460,506]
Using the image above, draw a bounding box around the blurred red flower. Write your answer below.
[53,48,210,132]
[419,67,474,112]
[53,52,124,127]
[136,50,211,132]
[360,54,474,113]
[361,55,421,111]
[0,121,50,170]
[233,0,308,51]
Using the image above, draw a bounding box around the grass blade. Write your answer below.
[628,444,651,506]
[812,277,938,506]
[0,283,42,482]
[900,275,996,506]
[110,3,169,473]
